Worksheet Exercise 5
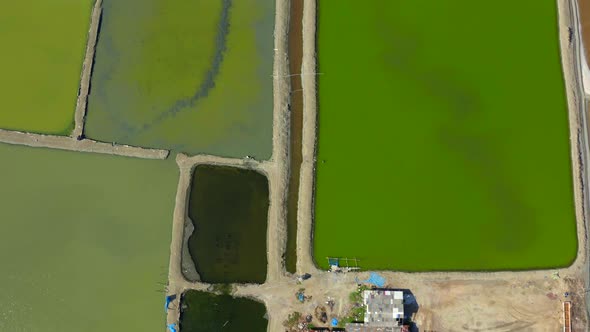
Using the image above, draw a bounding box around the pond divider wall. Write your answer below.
[73,0,102,139]
[297,0,320,274]
[0,128,168,159]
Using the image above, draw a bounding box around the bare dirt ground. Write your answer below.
[236,271,585,332]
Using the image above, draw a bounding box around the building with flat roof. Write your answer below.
[364,289,404,325]
[346,289,409,332]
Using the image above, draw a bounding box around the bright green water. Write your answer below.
[315,0,577,270]
[0,1,93,135]
[0,143,177,331]
[179,291,267,332]
[85,0,274,159]
[188,165,269,283]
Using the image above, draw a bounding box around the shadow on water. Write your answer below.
[179,290,267,332]
[187,165,269,283]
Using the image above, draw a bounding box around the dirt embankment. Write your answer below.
[0,128,168,159]
[73,0,102,139]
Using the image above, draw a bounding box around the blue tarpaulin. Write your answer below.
[165,295,176,312]
[297,293,305,302]
[167,323,177,332]
[363,272,385,287]
[331,318,339,326]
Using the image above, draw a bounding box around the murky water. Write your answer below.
[188,165,269,283]
[0,143,178,331]
[179,291,267,332]
[85,0,275,158]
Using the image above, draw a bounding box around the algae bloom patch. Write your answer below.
[314,0,577,271]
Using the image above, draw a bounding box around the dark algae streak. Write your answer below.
[123,0,233,137]
[85,0,274,158]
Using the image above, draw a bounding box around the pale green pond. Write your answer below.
[0,143,177,331]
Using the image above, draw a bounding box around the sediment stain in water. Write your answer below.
[179,291,267,332]
[0,143,177,331]
[315,0,576,271]
[85,0,274,159]
[0,0,93,135]
[188,165,269,283]
[285,0,305,273]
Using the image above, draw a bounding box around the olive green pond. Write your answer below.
[85,0,274,159]
[0,143,177,331]
[0,1,93,135]
[314,0,577,270]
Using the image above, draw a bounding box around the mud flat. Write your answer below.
[313,0,576,270]
[85,0,275,158]
[0,0,93,135]
[0,143,177,331]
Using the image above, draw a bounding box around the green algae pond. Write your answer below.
[0,143,177,331]
[179,291,267,332]
[314,0,577,271]
[85,0,274,159]
[0,1,93,135]
[188,165,269,283]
